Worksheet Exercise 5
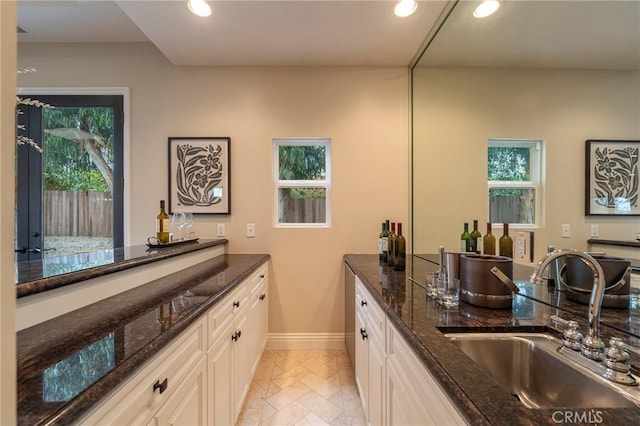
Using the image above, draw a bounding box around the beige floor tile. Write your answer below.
[296,411,331,426]
[297,390,344,423]
[300,372,341,399]
[262,401,309,425]
[239,350,361,426]
[266,380,311,411]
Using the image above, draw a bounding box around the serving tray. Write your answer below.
[146,237,199,248]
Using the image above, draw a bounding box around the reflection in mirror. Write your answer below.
[411,0,640,333]
[412,0,639,258]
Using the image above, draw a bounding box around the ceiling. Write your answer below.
[418,0,640,70]
[17,0,449,66]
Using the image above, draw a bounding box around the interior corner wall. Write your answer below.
[1,2,18,424]
[17,42,410,335]
[413,66,640,262]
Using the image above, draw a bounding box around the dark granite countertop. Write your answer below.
[17,253,269,426]
[16,238,227,298]
[344,254,640,426]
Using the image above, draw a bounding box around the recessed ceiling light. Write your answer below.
[394,0,417,18]
[187,0,212,18]
[473,0,500,19]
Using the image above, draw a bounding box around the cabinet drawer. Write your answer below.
[79,317,206,425]
[356,278,385,344]
[250,263,268,295]
[208,280,249,348]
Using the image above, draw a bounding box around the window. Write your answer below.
[273,138,331,227]
[488,139,543,228]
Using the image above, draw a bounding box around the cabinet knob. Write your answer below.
[259,293,266,301]
[233,301,240,308]
[153,378,168,394]
[232,332,238,341]
[361,300,367,307]
[260,274,265,279]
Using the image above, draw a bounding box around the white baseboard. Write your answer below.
[266,333,347,350]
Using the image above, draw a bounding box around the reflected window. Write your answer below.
[488,139,544,228]
[43,333,115,402]
[273,138,331,227]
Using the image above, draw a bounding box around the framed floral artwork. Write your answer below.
[585,139,639,216]
[168,137,230,214]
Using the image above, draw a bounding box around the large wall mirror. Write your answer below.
[412,0,640,259]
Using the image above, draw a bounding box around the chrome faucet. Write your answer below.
[531,249,606,361]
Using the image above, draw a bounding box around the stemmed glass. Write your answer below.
[184,213,194,239]
[171,212,186,241]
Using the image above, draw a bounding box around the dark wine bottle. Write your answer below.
[460,222,471,252]
[499,223,514,258]
[387,222,397,266]
[156,200,170,243]
[470,219,482,254]
[378,222,386,262]
[483,222,496,255]
[382,220,390,263]
[393,223,406,271]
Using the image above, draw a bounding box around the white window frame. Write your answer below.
[488,139,544,229]
[273,138,331,228]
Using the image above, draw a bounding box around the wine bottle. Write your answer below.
[378,222,386,262]
[382,220,390,263]
[387,222,397,266]
[470,219,482,254]
[499,223,514,258]
[156,200,170,243]
[483,222,496,255]
[393,223,406,271]
[460,222,471,252]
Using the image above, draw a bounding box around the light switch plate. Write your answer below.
[246,223,256,238]
[561,224,571,238]
[217,223,225,237]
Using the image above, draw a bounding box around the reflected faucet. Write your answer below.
[531,249,606,361]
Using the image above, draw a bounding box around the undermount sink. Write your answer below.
[445,332,640,409]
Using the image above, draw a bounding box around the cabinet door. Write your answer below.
[153,356,207,426]
[234,312,251,420]
[386,358,417,426]
[208,321,234,426]
[368,334,386,426]
[248,285,263,376]
[355,308,368,415]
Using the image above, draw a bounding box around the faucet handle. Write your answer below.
[550,315,583,351]
[603,337,638,386]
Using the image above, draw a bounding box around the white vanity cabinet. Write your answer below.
[78,316,208,425]
[79,261,269,426]
[355,276,466,426]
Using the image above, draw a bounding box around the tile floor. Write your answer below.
[236,350,366,425]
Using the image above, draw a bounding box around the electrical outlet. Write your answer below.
[246,223,256,238]
[590,224,599,237]
[217,223,225,237]
[561,224,571,238]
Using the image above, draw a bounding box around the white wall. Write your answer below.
[0,3,17,424]
[18,42,410,336]
[413,67,640,262]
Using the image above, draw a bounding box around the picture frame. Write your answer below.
[168,137,230,214]
[585,139,639,216]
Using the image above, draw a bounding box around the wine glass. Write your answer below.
[184,213,194,239]
[171,212,186,240]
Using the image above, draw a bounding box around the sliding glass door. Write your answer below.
[16,94,123,262]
